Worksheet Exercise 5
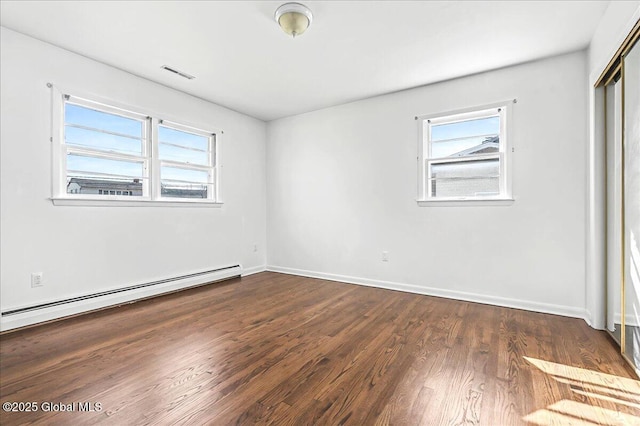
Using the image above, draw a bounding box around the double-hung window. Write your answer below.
[418,103,512,203]
[53,91,220,205]
[63,96,150,199]
[156,121,215,200]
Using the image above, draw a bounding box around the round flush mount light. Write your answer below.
[275,2,313,38]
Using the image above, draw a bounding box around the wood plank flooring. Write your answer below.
[1,272,638,425]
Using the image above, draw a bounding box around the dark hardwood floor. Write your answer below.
[1,272,638,425]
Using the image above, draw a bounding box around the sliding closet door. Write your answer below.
[623,39,640,368]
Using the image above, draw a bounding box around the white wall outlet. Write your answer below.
[253,243,258,252]
[382,251,389,262]
[31,272,43,288]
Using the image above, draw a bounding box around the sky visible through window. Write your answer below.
[429,116,499,158]
[426,113,502,198]
[159,125,209,166]
[65,103,211,187]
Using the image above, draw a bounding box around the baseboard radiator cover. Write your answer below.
[0,264,242,332]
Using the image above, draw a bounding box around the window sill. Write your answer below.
[50,197,224,208]
[417,198,514,207]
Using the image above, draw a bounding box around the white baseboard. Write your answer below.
[241,264,267,277]
[584,309,596,329]
[0,265,241,332]
[613,312,640,328]
[267,265,588,321]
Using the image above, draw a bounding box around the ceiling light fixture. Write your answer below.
[275,2,313,38]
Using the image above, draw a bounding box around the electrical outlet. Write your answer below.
[381,251,389,262]
[253,244,258,252]
[31,272,43,288]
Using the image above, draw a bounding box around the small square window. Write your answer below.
[418,103,512,203]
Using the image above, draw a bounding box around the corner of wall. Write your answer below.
[585,3,639,330]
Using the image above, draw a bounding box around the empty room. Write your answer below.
[1,1,639,424]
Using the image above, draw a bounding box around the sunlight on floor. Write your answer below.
[524,399,639,425]
[523,357,640,425]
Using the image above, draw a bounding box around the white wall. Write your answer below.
[0,28,267,315]
[267,51,589,318]
[585,2,640,328]
[589,1,640,78]
[4,6,634,329]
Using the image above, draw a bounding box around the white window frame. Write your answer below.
[153,119,217,202]
[416,100,515,207]
[60,95,152,201]
[50,85,223,207]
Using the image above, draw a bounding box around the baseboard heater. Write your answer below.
[0,264,241,331]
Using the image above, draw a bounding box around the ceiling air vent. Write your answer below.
[161,65,195,80]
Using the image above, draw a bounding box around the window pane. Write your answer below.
[429,158,500,197]
[159,143,209,166]
[161,182,208,199]
[158,126,209,151]
[160,166,209,199]
[160,166,209,184]
[431,135,499,158]
[67,154,144,178]
[431,116,499,142]
[66,175,143,196]
[65,103,142,138]
[65,126,142,156]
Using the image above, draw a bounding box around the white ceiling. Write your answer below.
[0,1,609,121]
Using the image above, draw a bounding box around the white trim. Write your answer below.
[417,116,426,199]
[613,312,640,328]
[266,265,588,321]
[65,94,149,121]
[158,160,213,173]
[49,83,223,204]
[0,265,241,332]
[427,151,501,164]
[417,99,515,203]
[215,132,223,202]
[67,147,146,166]
[50,197,223,207]
[158,119,218,138]
[586,83,608,331]
[241,265,267,276]
[417,198,514,207]
[415,99,517,122]
[150,116,161,199]
[584,309,594,328]
[48,83,224,136]
[51,85,65,199]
